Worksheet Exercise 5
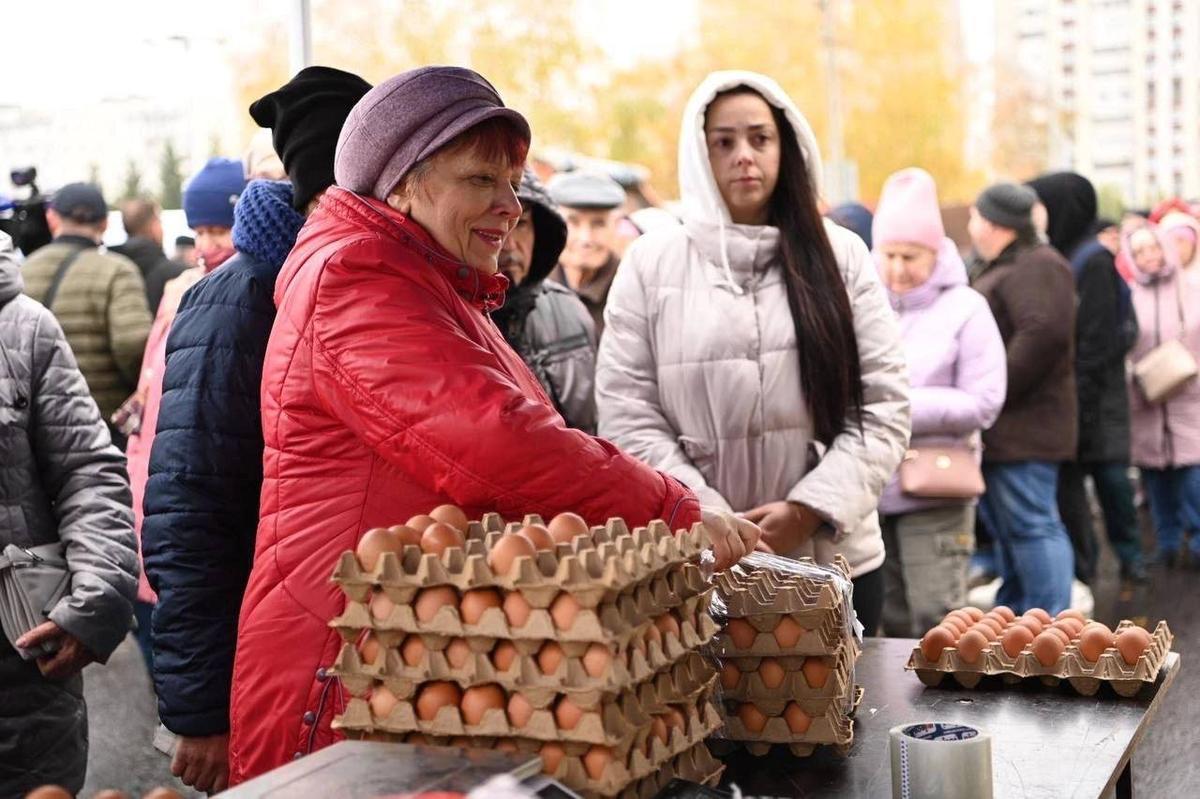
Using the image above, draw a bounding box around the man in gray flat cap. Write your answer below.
[547,170,627,335]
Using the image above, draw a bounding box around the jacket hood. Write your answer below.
[516,168,567,287]
[1159,211,1200,271]
[0,231,22,304]
[1026,171,1097,257]
[878,236,967,310]
[679,71,822,226]
[232,179,307,270]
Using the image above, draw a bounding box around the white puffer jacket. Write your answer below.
[596,71,910,577]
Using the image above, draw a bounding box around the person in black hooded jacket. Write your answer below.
[1027,172,1146,584]
[492,169,597,432]
[140,66,371,795]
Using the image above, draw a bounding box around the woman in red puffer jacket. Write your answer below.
[227,66,758,785]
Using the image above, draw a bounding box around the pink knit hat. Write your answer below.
[872,167,944,252]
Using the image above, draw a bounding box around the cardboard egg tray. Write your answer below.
[713,554,853,617]
[906,619,1174,697]
[331,581,715,652]
[333,659,720,749]
[716,639,858,705]
[332,516,711,608]
[715,694,857,757]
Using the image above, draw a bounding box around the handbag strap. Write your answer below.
[42,246,88,311]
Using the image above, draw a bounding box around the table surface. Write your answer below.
[719,637,1180,799]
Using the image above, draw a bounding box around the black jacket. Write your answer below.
[110,236,185,313]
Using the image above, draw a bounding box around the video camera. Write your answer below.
[0,167,52,255]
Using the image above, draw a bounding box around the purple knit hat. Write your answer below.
[334,65,530,201]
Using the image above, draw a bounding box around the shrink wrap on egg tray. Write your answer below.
[907,605,1174,697]
[326,510,725,798]
[707,552,863,758]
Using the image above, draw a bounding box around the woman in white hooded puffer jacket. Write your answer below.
[596,70,910,634]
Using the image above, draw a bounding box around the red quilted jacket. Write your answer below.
[227,188,700,783]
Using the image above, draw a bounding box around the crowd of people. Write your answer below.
[2,61,1199,797]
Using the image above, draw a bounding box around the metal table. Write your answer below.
[719,637,1180,798]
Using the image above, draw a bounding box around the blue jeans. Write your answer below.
[978,461,1074,614]
[1141,466,1200,557]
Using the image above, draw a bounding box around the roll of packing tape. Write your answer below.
[890,722,993,799]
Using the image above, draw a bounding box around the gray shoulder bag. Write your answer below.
[0,542,71,659]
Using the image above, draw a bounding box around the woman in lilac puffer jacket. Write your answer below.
[872,168,1007,637]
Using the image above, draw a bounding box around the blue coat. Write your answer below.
[141,180,302,736]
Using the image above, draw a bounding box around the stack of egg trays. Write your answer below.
[708,552,861,756]
[906,619,1174,697]
[328,514,723,797]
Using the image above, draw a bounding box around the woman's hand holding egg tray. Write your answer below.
[910,605,1174,696]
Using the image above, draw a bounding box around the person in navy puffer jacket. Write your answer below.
[140,66,370,796]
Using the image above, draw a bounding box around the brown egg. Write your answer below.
[460,588,502,625]
[1032,631,1066,666]
[960,606,985,622]
[358,632,382,666]
[388,524,424,549]
[445,637,473,669]
[401,635,427,667]
[655,612,681,640]
[940,615,969,636]
[969,622,998,642]
[491,641,519,672]
[990,605,1016,622]
[537,641,565,675]
[726,618,758,649]
[554,696,586,730]
[489,534,536,576]
[540,741,567,775]
[1046,626,1071,645]
[430,504,469,531]
[1052,617,1084,639]
[518,524,555,551]
[737,702,769,733]
[945,609,975,629]
[501,592,532,629]
[801,657,831,689]
[356,527,404,570]
[91,792,130,799]
[414,586,459,622]
[142,790,185,799]
[421,522,466,557]
[976,616,1005,636]
[583,643,612,678]
[406,733,429,745]
[982,610,1010,628]
[644,621,663,650]
[758,657,786,689]
[548,512,590,543]
[663,705,687,734]
[494,738,519,753]
[507,691,535,728]
[1001,624,1035,657]
[1025,608,1054,625]
[550,592,582,631]
[1077,624,1114,662]
[460,683,506,725]
[648,715,669,751]
[784,702,812,734]
[956,629,989,664]
[720,661,742,689]
[773,616,806,648]
[1115,626,1153,666]
[369,685,399,719]
[1014,616,1044,636]
[1056,608,1086,623]
[920,625,957,662]
[370,591,396,621]
[416,681,463,721]
[406,514,436,532]
[583,745,613,780]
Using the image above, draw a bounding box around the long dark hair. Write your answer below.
[708,87,864,445]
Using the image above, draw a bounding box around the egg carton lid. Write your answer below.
[333,672,719,749]
[907,619,1173,696]
[332,578,713,646]
[715,641,859,705]
[717,695,856,752]
[708,603,850,658]
[332,517,711,607]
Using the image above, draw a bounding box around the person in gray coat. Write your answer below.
[492,169,598,433]
[0,230,138,796]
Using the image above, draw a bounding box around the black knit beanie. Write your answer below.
[249,66,372,211]
[975,182,1038,231]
